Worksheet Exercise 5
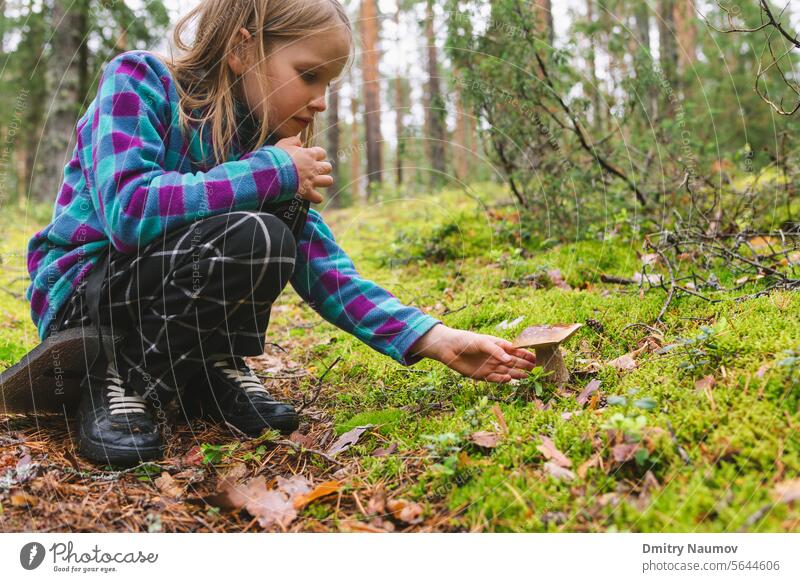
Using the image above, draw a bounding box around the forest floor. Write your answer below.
[1,185,798,532]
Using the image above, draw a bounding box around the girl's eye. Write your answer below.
[301,71,317,82]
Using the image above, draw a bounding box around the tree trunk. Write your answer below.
[424,0,446,187]
[349,70,363,204]
[634,2,658,119]
[586,0,603,132]
[359,0,382,198]
[326,78,341,207]
[393,3,404,187]
[31,0,84,203]
[453,82,471,182]
[658,0,678,116]
[673,0,696,79]
[394,74,407,187]
[534,0,554,47]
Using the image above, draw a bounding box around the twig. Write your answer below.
[297,356,342,413]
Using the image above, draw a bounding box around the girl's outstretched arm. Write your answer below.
[290,208,441,367]
[85,51,299,253]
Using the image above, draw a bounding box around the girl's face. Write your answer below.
[230,26,350,140]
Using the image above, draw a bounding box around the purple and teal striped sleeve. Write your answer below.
[86,52,299,253]
[290,208,443,366]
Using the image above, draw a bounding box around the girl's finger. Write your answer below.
[306,188,323,203]
[307,146,327,161]
[316,161,333,175]
[313,175,334,187]
[484,340,513,364]
[508,355,536,370]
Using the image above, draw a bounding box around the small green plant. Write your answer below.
[669,318,731,378]
[200,443,239,464]
[777,346,800,382]
[421,432,464,476]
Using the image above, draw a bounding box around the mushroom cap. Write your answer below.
[511,323,583,349]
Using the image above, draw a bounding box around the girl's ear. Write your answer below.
[227,27,253,75]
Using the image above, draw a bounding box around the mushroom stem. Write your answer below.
[534,345,569,387]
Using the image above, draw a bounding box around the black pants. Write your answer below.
[50,211,298,405]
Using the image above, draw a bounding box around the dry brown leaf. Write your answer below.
[773,479,800,504]
[371,442,398,457]
[221,462,248,483]
[612,443,640,463]
[577,379,601,406]
[366,489,386,515]
[9,490,38,507]
[492,404,508,435]
[293,480,341,510]
[207,474,314,529]
[547,269,572,290]
[469,431,501,449]
[182,445,204,467]
[536,435,572,468]
[326,425,373,457]
[155,472,184,499]
[694,375,716,392]
[288,431,317,449]
[607,353,637,371]
[386,499,424,524]
[543,461,576,482]
[577,453,602,479]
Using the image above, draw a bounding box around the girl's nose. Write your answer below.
[309,94,327,113]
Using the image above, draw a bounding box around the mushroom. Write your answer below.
[511,323,582,387]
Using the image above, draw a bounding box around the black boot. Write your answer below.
[184,355,299,436]
[75,360,164,466]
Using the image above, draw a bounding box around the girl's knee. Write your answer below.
[225,211,297,261]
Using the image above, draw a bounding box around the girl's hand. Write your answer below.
[409,324,537,383]
[275,135,333,203]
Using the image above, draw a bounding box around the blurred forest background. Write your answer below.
[0,0,798,239]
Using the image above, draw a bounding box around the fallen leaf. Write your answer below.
[577,379,601,406]
[577,453,602,479]
[543,461,575,482]
[155,472,184,499]
[694,375,716,392]
[773,479,800,504]
[386,499,424,524]
[9,490,38,507]
[248,489,298,528]
[547,269,572,290]
[640,253,660,266]
[326,425,373,457]
[495,316,525,330]
[182,445,204,467]
[536,435,572,468]
[288,431,317,449]
[607,353,637,371]
[371,442,398,457]
[275,475,313,498]
[221,462,248,483]
[612,443,640,463]
[293,480,341,510]
[468,431,501,448]
[366,489,386,515]
[491,404,508,435]
[632,272,663,286]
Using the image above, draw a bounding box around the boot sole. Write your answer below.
[0,326,123,414]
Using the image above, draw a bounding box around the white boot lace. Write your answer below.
[212,358,268,395]
[105,364,148,415]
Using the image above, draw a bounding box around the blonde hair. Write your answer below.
[162,0,353,164]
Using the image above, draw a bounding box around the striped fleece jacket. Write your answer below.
[26,49,441,366]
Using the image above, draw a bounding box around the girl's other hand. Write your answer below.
[275,135,333,203]
[409,324,538,383]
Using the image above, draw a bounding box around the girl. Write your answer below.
[25,0,536,466]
